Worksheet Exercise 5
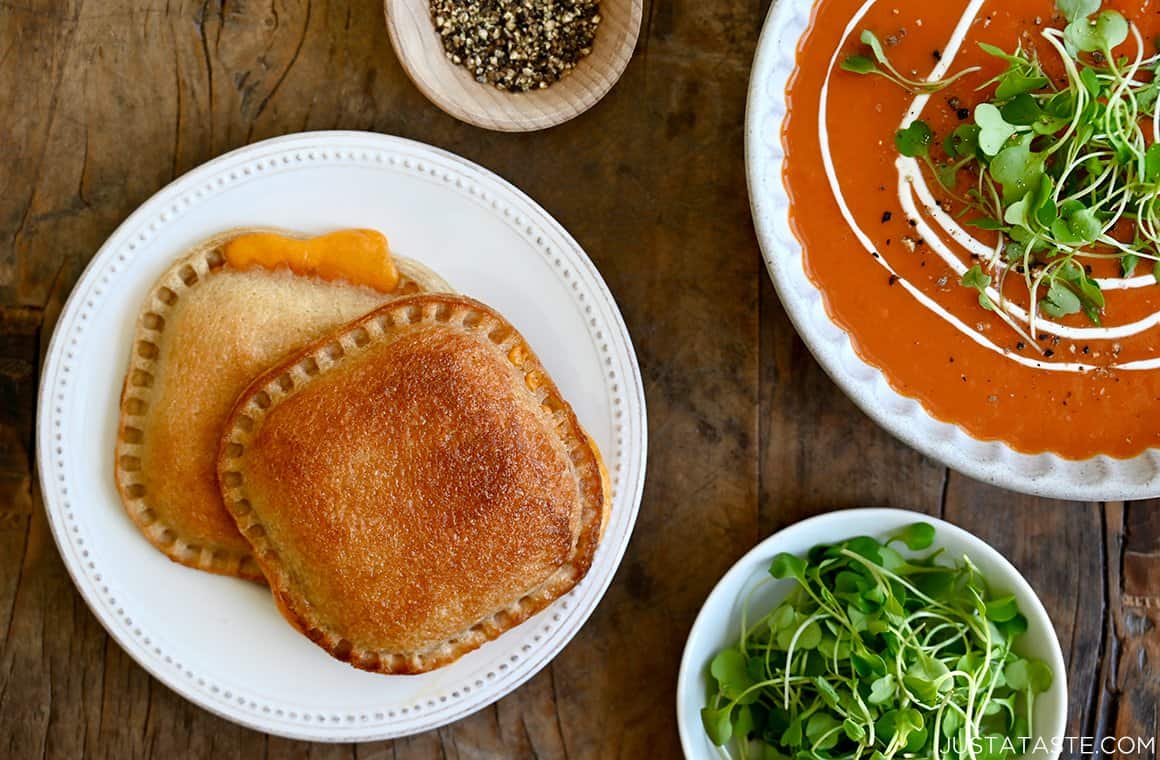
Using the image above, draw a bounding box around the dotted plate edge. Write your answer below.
[35,130,649,741]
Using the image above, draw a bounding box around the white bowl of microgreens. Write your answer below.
[677,509,1067,760]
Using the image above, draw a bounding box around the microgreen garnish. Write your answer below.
[1063,10,1128,54]
[896,120,951,184]
[974,104,1018,156]
[961,264,997,311]
[702,524,1053,760]
[845,0,1160,345]
[1057,0,1099,22]
[896,120,934,157]
[842,30,981,93]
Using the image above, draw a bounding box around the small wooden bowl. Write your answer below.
[385,0,642,132]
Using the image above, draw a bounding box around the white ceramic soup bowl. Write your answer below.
[747,0,1160,500]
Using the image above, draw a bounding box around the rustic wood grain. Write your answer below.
[0,0,1156,757]
[1111,502,1160,753]
[758,276,947,523]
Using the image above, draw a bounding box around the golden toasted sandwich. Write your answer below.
[217,294,609,673]
[115,229,451,581]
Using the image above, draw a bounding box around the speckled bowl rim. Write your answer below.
[745,0,1160,501]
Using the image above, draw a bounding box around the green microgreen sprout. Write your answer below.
[1057,0,1099,22]
[843,0,1160,348]
[842,30,981,93]
[701,523,1054,760]
[896,120,950,184]
[961,264,997,311]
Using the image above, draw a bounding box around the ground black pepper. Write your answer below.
[430,0,601,92]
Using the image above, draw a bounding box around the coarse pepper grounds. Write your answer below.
[431,0,602,92]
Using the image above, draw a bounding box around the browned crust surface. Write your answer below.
[217,294,610,673]
[114,228,449,581]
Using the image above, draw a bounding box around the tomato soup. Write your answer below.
[785,0,1160,458]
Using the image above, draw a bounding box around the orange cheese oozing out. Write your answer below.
[222,229,399,293]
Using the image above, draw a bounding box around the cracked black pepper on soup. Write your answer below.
[431,0,601,92]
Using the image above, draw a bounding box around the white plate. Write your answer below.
[746,0,1160,500]
[36,131,647,741]
[676,508,1068,759]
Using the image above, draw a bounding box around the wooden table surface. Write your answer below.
[1,0,1157,757]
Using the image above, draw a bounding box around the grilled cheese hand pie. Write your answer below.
[217,294,609,673]
[115,229,451,581]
